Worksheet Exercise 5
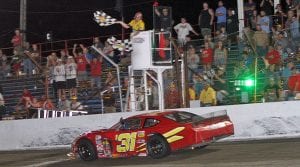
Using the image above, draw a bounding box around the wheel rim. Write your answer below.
[149,139,164,155]
[78,144,93,159]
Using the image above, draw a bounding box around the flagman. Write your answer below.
[117,12,145,33]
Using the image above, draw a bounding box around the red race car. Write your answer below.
[69,110,234,161]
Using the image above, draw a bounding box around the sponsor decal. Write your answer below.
[132,37,144,43]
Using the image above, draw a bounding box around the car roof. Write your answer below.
[127,110,182,119]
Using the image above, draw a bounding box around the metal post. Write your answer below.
[237,0,245,38]
[183,45,189,108]
[20,0,27,45]
[143,70,149,110]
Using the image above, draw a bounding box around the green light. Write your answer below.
[245,79,254,87]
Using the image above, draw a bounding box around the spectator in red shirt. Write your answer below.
[201,41,213,71]
[265,46,281,72]
[11,29,22,49]
[90,57,102,89]
[73,44,88,83]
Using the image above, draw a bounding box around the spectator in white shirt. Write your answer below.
[174,17,199,46]
[65,56,77,97]
[54,59,66,101]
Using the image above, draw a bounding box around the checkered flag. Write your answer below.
[94,11,118,26]
[107,36,133,52]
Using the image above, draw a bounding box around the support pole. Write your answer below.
[237,0,244,38]
[20,0,27,45]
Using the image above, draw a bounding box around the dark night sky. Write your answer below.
[0,0,236,48]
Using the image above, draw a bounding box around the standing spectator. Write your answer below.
[199,82,216,106]
[118,12,145,33]
[147,79,159,110]
[217,26,228,44]
[215,0,227,31]
[65,56,77,97]
[249,10,260,30]
[103,41,114,61]
[198,2,214,38]
[274,31,289,49]
[274,4,287,27]
[60,49,69,64]
[253,24,269,57]
[93,37,104,51]
[80,44,94,62]
[90,57,102,89]
[23,43,35,76]
[260,0,274,16]
[0,86,4,120]
[11,29,22,49]
[31,44,40,65]
[54,59,66,101]
[259,10,271,33]
[226,8,239,43]
[264,78,280,102]
[285,10,300,40]
[174,17,199,46]
[214,41,228,69]
[11,49,22,77]
[73,44,88,84]
[212,67,228,105]
[187,46,200,82]
[47,52,58,68]
[201,41,213,71]
[244,0,257,24]
[154,6,172,31]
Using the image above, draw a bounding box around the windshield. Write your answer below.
[165,111,204,124]
[109,118,142,130]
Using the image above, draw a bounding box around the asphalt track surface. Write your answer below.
[1,138,300,167]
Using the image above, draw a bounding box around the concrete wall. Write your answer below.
[1,101,300,151]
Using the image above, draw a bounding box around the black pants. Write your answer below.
[0,105,5,120]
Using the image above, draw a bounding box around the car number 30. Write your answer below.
[116,132,137,152]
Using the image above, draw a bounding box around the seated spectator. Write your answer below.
[264,46,281,72]
[65,56,77,97]
[214,41,228,69]
[90,57,102,89]
[0,49,10,79]
[281,61,295,90]
[212,67,228,105]
[274,31,289,49]
[57,95,71,111]
[165,82,180,109]
[27,97,42,118]
[201,41,213,71]
[189,84,196,100]
[264,78,280,102]
[70,96,83,110]
[104,71,117,90]
[199,82,216,107]
[15,88,33,117]
[0,86,4,120]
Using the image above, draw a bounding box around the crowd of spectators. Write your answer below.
[0,0,299,117]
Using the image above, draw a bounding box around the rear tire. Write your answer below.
[147,135,170,159]
[77,139,97,161]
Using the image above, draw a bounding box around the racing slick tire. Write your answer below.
[147,134,170,159]
[77,139,97,161]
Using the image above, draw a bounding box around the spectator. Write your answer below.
[0,49,10,79]
[253,24,269,57]
[244,0,257,22]
[174,17,199,46]
[39,95,55,110]
[187,46,200,82]
[264,77,280,102]
[147,79,159,110]
[226,8,239,44]
[274,4,287,27]
[201,41,213,71]
[31,44,40,65]
[199,82,216,106]
[53,59,66,101]
[198,2,214,38]
[165,82,180,109]
[47,52,58,68]
[189,84,196,100]
[80,44,94,62]
[11,49,22,77]
[260,0,274,16]
[103,41,114,59]
[60,49,69,64]
[65,56,77,97]
[0,86,4,120]
[27,97,42,118]
[154,6,172,31]
[214,40,228,69]
[57,95,71,111]
[217,26,228,44]
[286,10,300,41]
[70,96,83,110]
[264,46,281,72]
[212,67,228,105]
[11,29,22,49]
[23,43,35,76]
[93,37,104,51]
[259,10,271,33]
[15,88,33,117]
[249,10,260,31]
[73,44,88,85]
[118,12,145,33]
[281,61,295,89]
[90,57,102,89]
[215,0,227,31]
[274,31,289,49]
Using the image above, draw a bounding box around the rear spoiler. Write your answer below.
[200,110,228,119]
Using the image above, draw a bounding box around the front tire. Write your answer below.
[147,135,170,159]
[77,139,97,161]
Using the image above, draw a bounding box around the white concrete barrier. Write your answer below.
[1,101,300,151]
